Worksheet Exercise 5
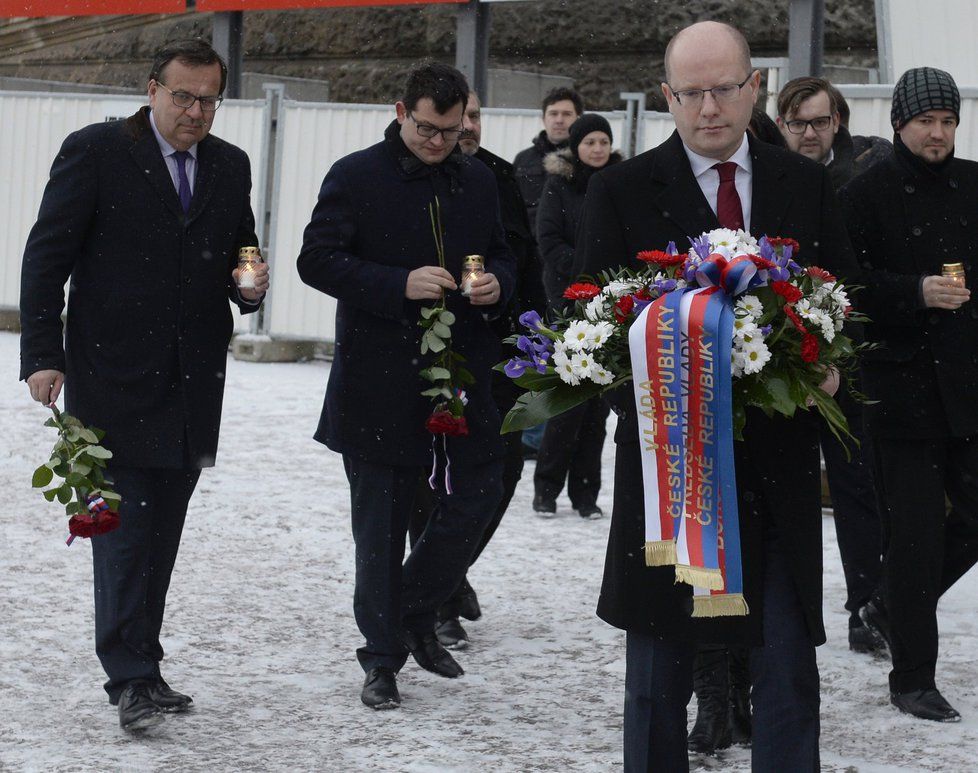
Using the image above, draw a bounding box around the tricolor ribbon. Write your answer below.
[629,254,752,617]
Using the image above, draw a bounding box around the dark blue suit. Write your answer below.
[20,107,260,700]
[298,121,516,672]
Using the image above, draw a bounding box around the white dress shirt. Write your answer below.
[681,133,753,232]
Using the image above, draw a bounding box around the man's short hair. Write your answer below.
[542,86,584,116]
[824,82,851,127]
[150,39,228,95]
[663,22,752,84]
[777,76,837,119]
[402,62,469,114]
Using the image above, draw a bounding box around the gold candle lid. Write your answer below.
[942,262,964,271]
[463,254,485,269]
[238,246,261,261]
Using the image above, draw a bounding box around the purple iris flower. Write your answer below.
[689,234,711,260]
[517,334,551,356]
[768,265,790,282]
[666,240,679,255]
[758,236,776,263]
[632,296,653,315]
[518,310,544,330]
[760,324,773,336]
[504,358,532,378]
[654,278,679,294]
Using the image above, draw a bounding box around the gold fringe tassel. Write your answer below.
[673,564,724,591]
[691,593,750,618]
[644,540,677,567]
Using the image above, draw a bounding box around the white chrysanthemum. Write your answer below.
[603,279,641,298]
[830,288,849,310]
[563,320,592,350]
[570,351,595,380]
[741,338,772,375]
[590,365,615,385]
[584,295,607,322]
[552,349,581,385]
[706,228,740,249]
[733,317,759,339]
[735,294,764,319]
[731,350,746,378]
[735,230,759,254]
[585,321,616,349]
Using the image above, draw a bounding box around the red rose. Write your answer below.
[613,295,635,323]
[68,510,120,539]
[636,250,685,267]
[783,304,807,333]
[563,282,602,300]
[425,410,469,436]
[771,281,803,304]
[768,237,801,255]
[800,333,820,363]
[807,266,837,282]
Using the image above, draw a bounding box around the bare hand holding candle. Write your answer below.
[236,246,262,289]
[460,254,485,296]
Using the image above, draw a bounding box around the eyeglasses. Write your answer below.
[782,115,834,134]
[669,75,753,106]
[409,113,464,141]
[155,81,224,112]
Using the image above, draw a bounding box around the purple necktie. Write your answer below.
[713,161,744,231]
[173,150,192,213]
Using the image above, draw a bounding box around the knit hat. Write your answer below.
[891,67,960,129]
[569,113,613,156]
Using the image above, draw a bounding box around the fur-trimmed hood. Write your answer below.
[543,147,623,181]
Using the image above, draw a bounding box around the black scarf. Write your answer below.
[893,132,955,185]
[383,119,465,193]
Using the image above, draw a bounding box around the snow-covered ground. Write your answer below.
[1,329,976,772]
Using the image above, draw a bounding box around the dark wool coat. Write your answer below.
[20,107,260,469]
[297,122,517,468]
[536,148,622,305]
[839,136,978,440]
[513,130,567,240]
[574,131,860,646]
[828,125,893,191]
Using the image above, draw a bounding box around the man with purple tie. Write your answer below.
[20,39,268,733]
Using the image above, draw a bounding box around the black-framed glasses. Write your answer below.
[782,115,834,134]
[408,112,464,141]
[155,81,224,112]
[669,75,753,106]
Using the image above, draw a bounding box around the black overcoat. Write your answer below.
[839,137,978,440]
[20,107,259,469]
[297,122,517,469]
[574,131,860,646]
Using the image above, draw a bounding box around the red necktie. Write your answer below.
[713,162,744,231]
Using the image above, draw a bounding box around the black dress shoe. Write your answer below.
[859,599,892,654]
[455,578,482,621]
[435,617,469,650]
[361,667,401,710]
[848,620,886,655]
[532,494,557,515]
[576,503,604,520]
[687,649,732,754]
[402,630,464,678]
[118,680,165,732]
[147,679,194,713]
[891,688,961,722]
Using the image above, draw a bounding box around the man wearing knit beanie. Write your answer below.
[838,66,978,723]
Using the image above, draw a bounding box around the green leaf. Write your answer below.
[100,491,121,505]
[431,322,452,339]
[32,465,54,488]
[439,310,456,325]
[426,335,446,353]
[77,428,99,444]
[72,462,92,476]
[44,417,58,428]
[65,501,86,516]
[763,376,797,417]
[420,306,438,320]
[56,484,73,504]
[421,387,444,398]
[420,337,429,355]
[501,383,603,433]
[43,488,59,502]
[85,446,113,459]
[428,366,451,381]
[65,472,87,487]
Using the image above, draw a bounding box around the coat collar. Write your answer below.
[128,106,219,224]
[383,119,465,192]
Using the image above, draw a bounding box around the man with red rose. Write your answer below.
[20,39,267,732]
[297,63,515,710]
[574,21,858,771]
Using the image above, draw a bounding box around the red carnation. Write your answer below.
[750,256,778,271]
[800,333,820,363]
[636,250,685,267]
[563,282,602,300]
[784,304,807,333]
[68,510,120,539]
[634,287,652,301]
[613,295,635,323]
[426,410,469,436]
[768,237,801,255]
[807,266,837,282]
[771,281,803,304]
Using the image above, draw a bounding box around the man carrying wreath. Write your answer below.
[297,62,515,710]
[573,21,860,771]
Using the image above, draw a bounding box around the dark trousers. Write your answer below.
[872,435,978,693]
[819,408,882,626]
[624,534,820,773]
[344,455,503,673]
[534,396,610,508]
[92,466,200,703]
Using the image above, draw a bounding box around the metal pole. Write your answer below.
[212,11,244,99]
[455,0,491,99]
[787,0,825,80]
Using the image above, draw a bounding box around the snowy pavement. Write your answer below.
[1,329,976,772]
